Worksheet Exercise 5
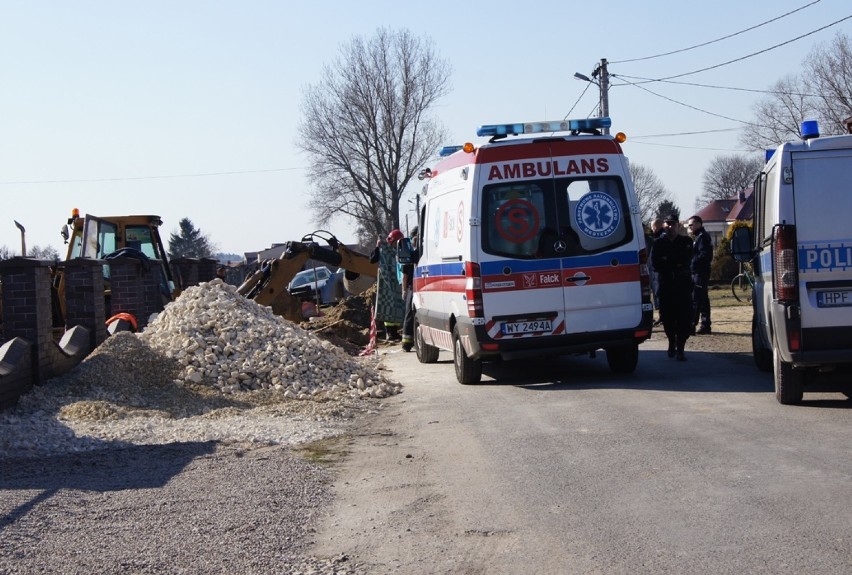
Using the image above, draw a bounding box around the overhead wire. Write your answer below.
[613,75,821,97]
[562,81,592,119]
[618,76,752,125]
[630,128,741,139]
[637,14,852,83]
[609,0,823,64]
[566,6,846,152]
[0,166,305,186]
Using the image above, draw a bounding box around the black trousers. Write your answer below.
[659,279,693,351]
[692,273,711,328]
[401,289,415,342]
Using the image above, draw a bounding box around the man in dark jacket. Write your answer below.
[651,215,693,361]
[688,215,713,335]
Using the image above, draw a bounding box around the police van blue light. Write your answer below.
[801,120,820,140]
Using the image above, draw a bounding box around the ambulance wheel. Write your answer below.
[453,326,482,384]
[605,343,638,374]
[752,314,772,372]
[414,317,439,364]
[773,346,804,405]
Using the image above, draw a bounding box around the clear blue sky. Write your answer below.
[1,0,849,257]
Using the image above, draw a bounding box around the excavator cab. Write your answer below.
[54,209,177,326]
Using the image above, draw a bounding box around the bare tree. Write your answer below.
[28,245,61,261]
[804,31,852,135]
[297,28,451,237]
[738,75,815,152]
[740,31,852,150]
[699,154,764,207]
[629,162,673,226]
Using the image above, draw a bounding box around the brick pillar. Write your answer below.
[0,258,54,384]
[107,257,165,331]
[199,258,219,283]
[140,260,166,328]
[61,258,107,349]
[170,258,199,290]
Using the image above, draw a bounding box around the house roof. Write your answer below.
[694,187,753,224]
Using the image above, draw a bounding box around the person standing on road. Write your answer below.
[369,229,406,341]
[400,227,420,352]
[647,218,664,325]
[651,215,694,361]
[688,215,713,335]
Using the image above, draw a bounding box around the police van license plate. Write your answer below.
[817,289,852,308]
[501,319,553,335]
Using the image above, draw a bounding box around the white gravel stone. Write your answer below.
[0,280,400,459]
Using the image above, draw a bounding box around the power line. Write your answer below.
[563,81,592,119]
[0,166,305,186]
[641,14,852,82]
[630,128,741,139]
[629,140,752,153]
[610,0,823,64]
[617,75,754,125]
[613,74,821,97]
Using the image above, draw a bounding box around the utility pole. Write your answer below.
[574,58,611,135]
[592,58,610,135]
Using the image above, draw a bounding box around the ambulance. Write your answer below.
[731,120,852,404]
[411,117,653,384]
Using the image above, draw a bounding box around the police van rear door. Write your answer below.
[792,146,852,333]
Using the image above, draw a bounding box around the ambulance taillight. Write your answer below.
[464,261,484,318]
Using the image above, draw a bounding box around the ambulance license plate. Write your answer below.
[501,320,553,335]
[817,290,852,308]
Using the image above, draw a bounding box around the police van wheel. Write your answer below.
[752,314,772,372]
[605,343,638,374]
[773,346,804,405]
[453,326,482,384]
[415,318,439,364]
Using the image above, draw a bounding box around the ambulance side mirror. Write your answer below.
[729,227,754,263]
[396,238,415,264]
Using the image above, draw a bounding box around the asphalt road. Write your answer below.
[312,337,852,574]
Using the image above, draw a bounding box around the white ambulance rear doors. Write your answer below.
[474,138,643,341]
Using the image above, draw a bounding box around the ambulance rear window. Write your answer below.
[481,176,632,259]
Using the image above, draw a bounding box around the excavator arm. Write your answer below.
[236,231,377,322]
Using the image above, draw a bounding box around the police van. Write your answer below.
[731,120,852,404]
[411,117,653,384]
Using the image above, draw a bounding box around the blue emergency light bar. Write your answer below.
[439,145,463,157]
[476,117,612,137]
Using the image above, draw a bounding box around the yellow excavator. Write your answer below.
[237,230,377,322]
[53,209,179,326]
[51,212,375,326]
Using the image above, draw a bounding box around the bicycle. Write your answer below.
[731,265,755,303]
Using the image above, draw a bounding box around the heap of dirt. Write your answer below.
[300,284,377,355]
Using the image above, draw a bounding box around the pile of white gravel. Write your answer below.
[0,280,400,459]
